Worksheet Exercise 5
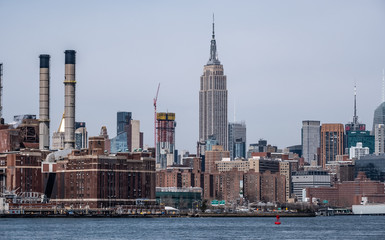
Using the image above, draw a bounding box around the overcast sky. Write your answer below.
[1,0,385,152]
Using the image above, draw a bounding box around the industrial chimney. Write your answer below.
[64,50,76,149]
[39,55,50,150]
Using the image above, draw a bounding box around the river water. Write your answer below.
[0,215,384,239]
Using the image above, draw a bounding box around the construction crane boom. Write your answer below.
[153,83,160,152]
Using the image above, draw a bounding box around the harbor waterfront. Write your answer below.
[0,212,316,218]
[0,216,384,239]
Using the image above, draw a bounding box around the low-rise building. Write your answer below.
[305,172,385,207]
[292,170,330,201]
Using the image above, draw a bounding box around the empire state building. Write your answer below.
[199,20,228,150]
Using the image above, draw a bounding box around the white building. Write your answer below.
[292,171,330,201]
[349,142,369,159]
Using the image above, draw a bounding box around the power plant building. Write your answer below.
[199,20,228,150]
[43,137,156,208]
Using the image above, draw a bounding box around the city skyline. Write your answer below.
[1,1,385,152]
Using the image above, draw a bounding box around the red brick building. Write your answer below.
[305,172,385,207]
[205,145,229,174]
[244,170,286,203]
[0,149,47,194]
[45,137,156,208]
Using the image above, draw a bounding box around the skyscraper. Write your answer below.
[374,124,385,155]
[301,120,320,164]
[320,124,344,168]
[228,122,246,159]
[372,70,385,133]
[199,18,228,150]
[117,111,132,135]
[156,112,176,169]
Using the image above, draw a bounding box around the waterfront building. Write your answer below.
[156,187,202,210]
[199,19,228,150]
[301,120,320,164]
[0,149,47,195]
[44,137,156,208]
[291,170,331,201]
[374,124,385,155]
[215,168,244,204]
[305,172,385,207]
[228,122,246,159]
[243,170,286,203]
[320,124,344,169]
[279,161,293,200]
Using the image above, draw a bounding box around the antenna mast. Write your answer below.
[353,83,358,125]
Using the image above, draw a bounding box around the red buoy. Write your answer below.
[275,215,281,225]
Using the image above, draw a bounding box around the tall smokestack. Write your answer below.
[0,63,3,123]
[64,50,76,149]
[39,55,50,150]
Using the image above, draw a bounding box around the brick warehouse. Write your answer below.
[0,149,49,194]
[305,172,385,207]
[44,137,156,208]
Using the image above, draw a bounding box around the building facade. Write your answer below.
[301,120,320,164]
[228,122,246,159]
[349,142,369,159]
[320,124,344,169]
[355,154,385,182]
[372,102,385,133]
[199,20,228,150]
[345,131,374,154]
[374,124,385,155]
[45,137,156,208]
[204,145,230,174]
[291,170,331,201]
[156,112,176,169]
[305,172,385,207]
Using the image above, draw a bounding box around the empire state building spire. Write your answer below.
[207,14,220,65]
[200,16,228,152]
